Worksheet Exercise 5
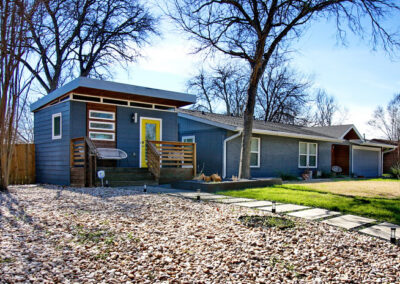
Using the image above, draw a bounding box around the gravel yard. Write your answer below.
[1,185,399,283]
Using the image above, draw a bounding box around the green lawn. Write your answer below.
[218,183,400,225]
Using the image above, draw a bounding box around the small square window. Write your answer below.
[298,142,318,168]
[52,113,62,140]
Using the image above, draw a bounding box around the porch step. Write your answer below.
[97,167,150,173]
[95,167,157,187]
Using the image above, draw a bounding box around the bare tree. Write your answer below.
[168,0,400,178]
[256,56,311,124]
[211,63,247,116]
[0,0,33,191]
[311,89,339,127]
[187,68,215,113]
[22,0,158,93]
[368,94,400,142]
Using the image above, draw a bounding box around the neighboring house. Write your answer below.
[31,77,196,186]
[178,109,396,178]
[371,139,399,173]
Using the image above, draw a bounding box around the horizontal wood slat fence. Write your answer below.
[3,144,35,184]
[146,140,196,181]
[70,137,97,187]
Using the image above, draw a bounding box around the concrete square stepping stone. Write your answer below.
[178,192,215,198]
[288,208,340,220]
[216,198,254,203]
[234,200,274,208]
[323,215,375,230]
[197,195,229,200]
[360,222,400,241]
[258,204,309,213]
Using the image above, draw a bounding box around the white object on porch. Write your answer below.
[96,148,128,160]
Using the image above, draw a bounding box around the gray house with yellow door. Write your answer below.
[31,77,196,186]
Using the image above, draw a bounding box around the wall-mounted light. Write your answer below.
[131,113,138,123]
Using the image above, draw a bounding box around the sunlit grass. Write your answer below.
[219,183,400,225]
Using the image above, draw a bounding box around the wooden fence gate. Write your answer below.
[3,144,35,184]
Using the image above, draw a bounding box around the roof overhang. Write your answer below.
[31,77,196,111]
[350,139,397,149]
[178,112,239,131]
[248,128,343,142]
[178,112,343,142]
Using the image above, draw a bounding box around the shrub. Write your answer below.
[320,171,334,178]
[278,172,299,181]
[390,162,400,179]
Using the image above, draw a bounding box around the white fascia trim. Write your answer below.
[178,113,238,131]
[350,140,397,149]
[352,145,381,151]
[223,131,242,178]
[340,125,363,140]
[248,128,343,143]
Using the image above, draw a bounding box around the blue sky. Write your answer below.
[112,12,400,139]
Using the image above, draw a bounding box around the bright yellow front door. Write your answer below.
[140,118,161,167]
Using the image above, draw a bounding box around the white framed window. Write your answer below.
[250,137,260,168]
[88,110,115,121]
[89,121,115,131]
[89,131,115,141]
[182,135,195,143]
[299,142,318,168]
[52,113,62,140]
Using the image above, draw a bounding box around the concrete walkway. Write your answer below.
[146,186,398,244]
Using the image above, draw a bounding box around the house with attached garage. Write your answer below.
[177,109,397,178]
[31,77,196,187]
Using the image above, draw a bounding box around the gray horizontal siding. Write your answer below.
[178,117,226,175]
[117,107,178,167]
[226,134,332,178]
[34,101,71,185]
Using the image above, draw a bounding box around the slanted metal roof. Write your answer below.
[30,77,196,111]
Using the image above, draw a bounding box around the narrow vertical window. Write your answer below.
[52,113,62,140]
[250,137,260,167]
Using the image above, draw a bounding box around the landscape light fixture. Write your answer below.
[391,228,396,244]
[271,201,276,213]
[196,189,201,201]
[143,184,147,193]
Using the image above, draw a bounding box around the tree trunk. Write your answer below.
[239,80,258,179]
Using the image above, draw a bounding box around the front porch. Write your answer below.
[70,137,196,187]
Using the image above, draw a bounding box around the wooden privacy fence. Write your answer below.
[146,140,196,181]
[3,144,35,184]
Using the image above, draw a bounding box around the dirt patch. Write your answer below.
[287,180,400,199]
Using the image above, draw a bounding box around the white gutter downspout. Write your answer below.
[223,131,242,178]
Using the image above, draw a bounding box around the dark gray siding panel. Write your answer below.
[34,101,71,185]
[116,107,178,167]
[178,117,226,175]
[352,148,380,177]
[70,101,86,138]
[226,134,332,178]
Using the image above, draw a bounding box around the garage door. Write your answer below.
[352,147,380,177]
